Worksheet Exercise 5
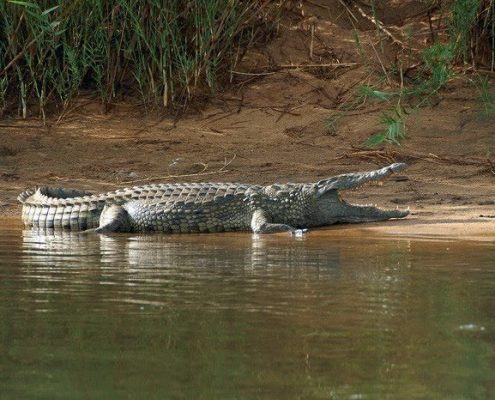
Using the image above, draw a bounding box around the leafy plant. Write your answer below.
[366,106,407,146]
[330,0,488,147]
[449,0,481,62]
[413,42,454,98]
[473,73,495,116]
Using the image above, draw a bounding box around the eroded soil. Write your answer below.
[1,1,494,238]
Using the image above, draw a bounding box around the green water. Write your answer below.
[0,221,494,399]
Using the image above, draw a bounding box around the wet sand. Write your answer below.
[4,204,495,242]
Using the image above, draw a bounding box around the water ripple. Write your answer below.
[1,223,495,399]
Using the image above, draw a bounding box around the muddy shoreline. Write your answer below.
[1,93,494,239]
[1,1,494,237]
[2,208,494,242]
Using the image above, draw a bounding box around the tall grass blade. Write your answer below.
[0,0,277,117]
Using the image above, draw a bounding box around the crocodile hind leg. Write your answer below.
[93,204,132,233]
[250,209,297,234]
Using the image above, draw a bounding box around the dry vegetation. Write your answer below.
[0,0,280,117]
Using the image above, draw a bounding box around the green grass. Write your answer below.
[365,106,407,147]
[449,0,481,62]
[0,0,275,117]
[473,73,495,116]
[328,0,494,147]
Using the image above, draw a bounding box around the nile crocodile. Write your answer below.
[18,163,409,234]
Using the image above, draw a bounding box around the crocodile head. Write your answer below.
[310,163,409,225]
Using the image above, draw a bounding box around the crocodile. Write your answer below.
[18,163,409,234]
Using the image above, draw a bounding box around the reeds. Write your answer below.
[0,0,276,117]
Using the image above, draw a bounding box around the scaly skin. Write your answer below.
[18,163,409,233]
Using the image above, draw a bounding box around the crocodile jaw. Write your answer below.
[333,201,409,223]
[314,191,409,225]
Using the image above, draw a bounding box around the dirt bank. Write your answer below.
[1,1,494,238]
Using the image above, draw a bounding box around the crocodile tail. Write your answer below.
[18,188,37,204]
[19,187,94,204]
[19,187,100,230]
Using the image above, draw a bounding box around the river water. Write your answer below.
[0,220,494,399]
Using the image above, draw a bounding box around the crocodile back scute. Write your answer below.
[19,182,264,230]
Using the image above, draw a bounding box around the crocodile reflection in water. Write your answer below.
[20,229,343,276]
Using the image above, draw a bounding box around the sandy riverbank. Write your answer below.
[1,1,493,239]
